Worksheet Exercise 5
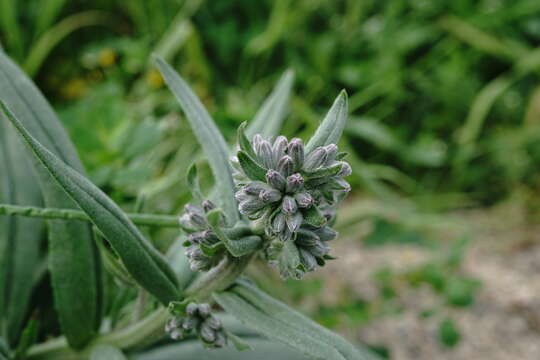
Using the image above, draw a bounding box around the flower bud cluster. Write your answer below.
[178,200,225,271]
[233,134,351,278]
[165,302,227,348]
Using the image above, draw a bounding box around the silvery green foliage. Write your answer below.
[233,129,351,278]
[165,302,227,349]
[178,200,226,271]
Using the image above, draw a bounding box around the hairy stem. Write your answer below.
[0,203,180,227]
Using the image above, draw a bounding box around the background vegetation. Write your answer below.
[2,0,540,358]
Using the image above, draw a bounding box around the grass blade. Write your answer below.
[154,56,238,224]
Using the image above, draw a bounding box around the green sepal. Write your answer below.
[237,122,257,160]
[303,206,327,227]
[14,317,38,360]
[236,151,267,182]
[186,164,203,203]
[302,162,343,180]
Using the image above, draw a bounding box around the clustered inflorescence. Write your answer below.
[178,130,351,279]
[165,302,227,348]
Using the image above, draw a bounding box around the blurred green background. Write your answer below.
[2,0,540,358]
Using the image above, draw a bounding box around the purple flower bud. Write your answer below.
[282,196,298,215]
[214,332,227,347]
[286,173,304,193]
[169,329,183,340]
[252,134,263,153]
[198,303,211,317]
[272,212,286,233]
[299,249,317,271]
[277,155,294,177]
[259,188,282,203]
[337,162,352,177]
[273,136,288,165]
[295,192,314,208]
[304,147,328,170]
[234,189,250,202]
[206,315,222,330]
[257,140,274,169]
[288,138,304,170]
[239,198,267,215]
[286,211,303,232]
[296,229,320,246]
[323,144,338,164]
[186,302,198,316]
[181,317,198,331]
[266,169,286,190]
[200,323,216,343]
[243,181,270,195]
[310,241,331,257]
[202,200,216,212]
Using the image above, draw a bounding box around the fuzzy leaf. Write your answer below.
[302,163,343,180]
[237,122,257,159]
[186,163,203,203]
[219,280,380,360]
[0,51,102,348]
[206,208,262,257]
[0,101,180,306]
[90,345,127,360]
[247,69,295,139]
[305,91,348,154]
[214,290,344,360]
[0,119,43,346]
[303,206,327,227]
[154,56,238,225]
[237,151,267,182]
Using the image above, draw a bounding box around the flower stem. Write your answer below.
[0,203,179,227]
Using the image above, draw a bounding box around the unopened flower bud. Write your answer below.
[282,196,297,215]
[323,144,338,164]
[198,303,211,317]
[259,188,282,203]
[202,200,216,212]
[294,192,314,208]
[288,138,304,170]
[286,173,304,193]
[266,169,286,190]
[257,140,274,169]
[272,212,286,233]
[272,136,288,165]
[239,197,267,215]
[337,162,352,177]
[304,147,327,170]
[277,155,294,177]
[200,323,216,343]
[286,211,303,232]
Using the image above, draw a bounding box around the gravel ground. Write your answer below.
[319,204,540,360]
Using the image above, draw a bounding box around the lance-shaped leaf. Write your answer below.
[206,208,262,257]
[90,345,127,360]
[305,91,348,154]
[0,101,180,306]
[186,163,203,203]
[0,51,102,348]
[0,119,44,346]
[236,151,267,182]
[216,281,380,360]
[247,69,295,139]
[237,122,257,160]
[154,56,238,225]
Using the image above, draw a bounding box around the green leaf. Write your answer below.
[0,121,43,346]
[237,151,267,182]
[0,51,102,348]
[0,101,181,307]
[186,163,203,203]
[302,163,343,180]
[154,56,238,225]
[206,208,262,257]
[305,90,348,154]
[277,240,302,279]
[90,345,127,360]
[303,206,327,227]
[134,337,309,360]
[237,122,257,159]
[14,317,38,360]
[247,69,295,138]
[218,281,380,360]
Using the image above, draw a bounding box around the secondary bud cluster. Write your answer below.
[165,302,227,348]
[233,134,351,278]
[178,200,225,271]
